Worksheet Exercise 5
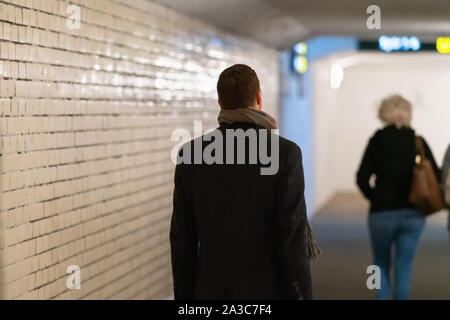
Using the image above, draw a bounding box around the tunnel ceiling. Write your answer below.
[152,0,450,50]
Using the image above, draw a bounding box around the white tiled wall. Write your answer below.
[0,0,279,299]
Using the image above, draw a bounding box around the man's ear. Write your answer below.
[256,89,262,110]
[218,99,222,108]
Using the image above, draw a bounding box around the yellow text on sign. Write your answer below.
[436,37,450,53]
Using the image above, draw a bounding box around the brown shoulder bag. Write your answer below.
[409,136,444,216]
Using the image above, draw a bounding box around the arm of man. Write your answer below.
[275,144,313,300]
[170,163,198,300]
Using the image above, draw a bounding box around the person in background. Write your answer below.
[356,95,441,300]
[442,144,450,233]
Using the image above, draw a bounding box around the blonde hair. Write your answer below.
[378,95,412,128]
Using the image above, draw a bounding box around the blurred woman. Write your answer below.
[356,95,441,300]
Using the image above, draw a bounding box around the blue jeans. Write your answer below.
[368,209,425,300]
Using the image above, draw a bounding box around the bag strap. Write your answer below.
[415,136,427,163]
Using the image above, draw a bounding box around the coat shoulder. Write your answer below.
[277,135,303,160]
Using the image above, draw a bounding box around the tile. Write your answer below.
[0,0,278,300]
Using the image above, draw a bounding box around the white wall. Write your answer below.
[311,52,450,212]
[0,0,279,300]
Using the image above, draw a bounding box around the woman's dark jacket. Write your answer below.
[357,125,441,213]
[170,123,312,300]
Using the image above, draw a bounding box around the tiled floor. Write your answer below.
[310,192,450,300]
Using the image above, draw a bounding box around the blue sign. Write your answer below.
[378,36,421,52]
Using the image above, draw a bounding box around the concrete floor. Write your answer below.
[310,193,450,300]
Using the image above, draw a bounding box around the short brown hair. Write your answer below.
[217,64,260,110]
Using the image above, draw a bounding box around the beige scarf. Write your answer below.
[218,107,321,260]
[218,108,277,130]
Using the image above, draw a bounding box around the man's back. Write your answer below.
[170,122,312,300]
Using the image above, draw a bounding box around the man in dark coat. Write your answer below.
[170,64,313,300]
